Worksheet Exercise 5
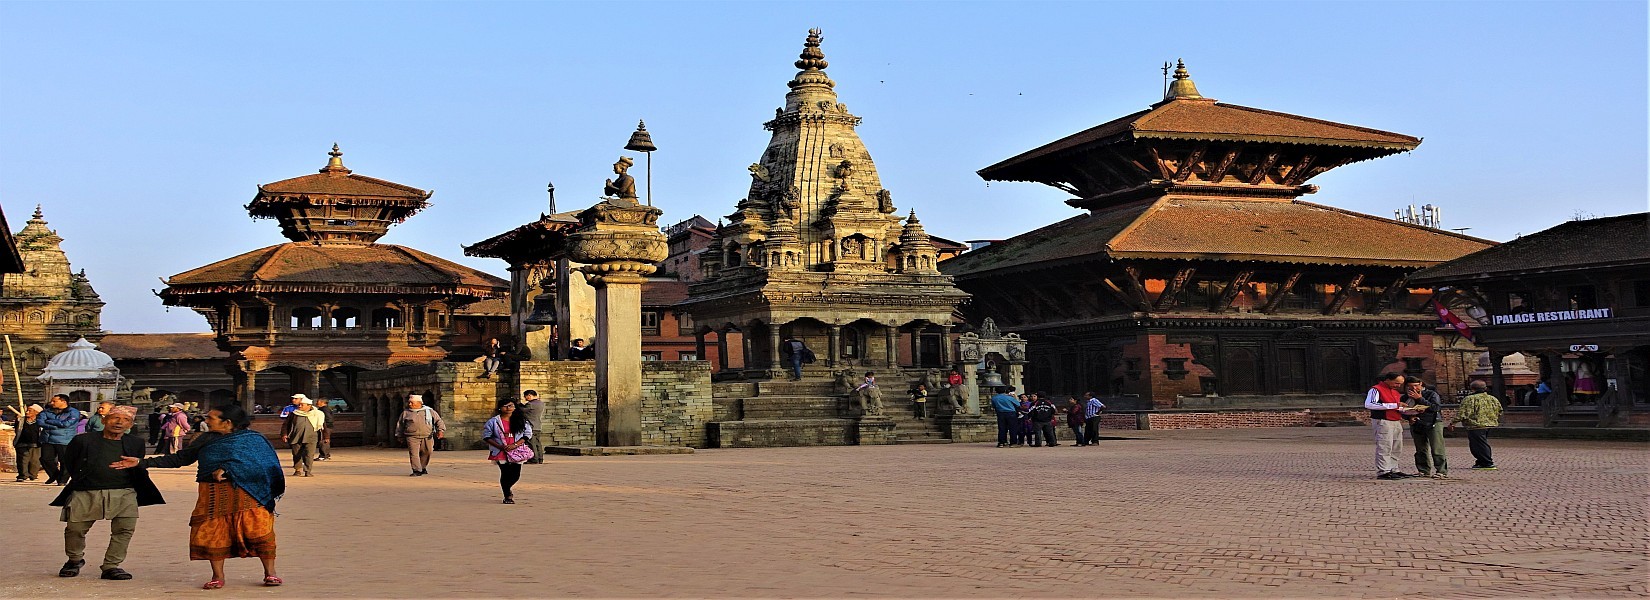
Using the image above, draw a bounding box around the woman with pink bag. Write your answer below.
[481,400,534,504]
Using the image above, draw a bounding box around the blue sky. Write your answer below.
[2,1,1645,333]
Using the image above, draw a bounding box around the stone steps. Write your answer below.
[1549,414,1599,428]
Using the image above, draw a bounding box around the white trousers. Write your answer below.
[1372,419,1405,474]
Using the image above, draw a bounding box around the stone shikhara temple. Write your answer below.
[681,29,969,380]
[943,62,1494,413]
[0,207,105,406]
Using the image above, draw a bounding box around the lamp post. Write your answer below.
[624,120,657,206]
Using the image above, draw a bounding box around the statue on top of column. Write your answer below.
[604,156,639,204]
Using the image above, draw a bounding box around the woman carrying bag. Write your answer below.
[482,401,534,504]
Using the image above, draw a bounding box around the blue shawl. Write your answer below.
[198,429,286,513]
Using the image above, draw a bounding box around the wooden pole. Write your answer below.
[5,335,22,410]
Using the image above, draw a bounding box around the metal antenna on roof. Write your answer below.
[1162,61,1172,100]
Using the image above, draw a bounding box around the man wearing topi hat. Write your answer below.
[280,395,323,477]
[49,405,162,581]
[395,394,446,476]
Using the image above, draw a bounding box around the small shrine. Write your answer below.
[36,337,123,408]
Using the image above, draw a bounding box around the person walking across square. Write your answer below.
[1082,392,1105,446]
[1450,380,1503,470]
[396,394,446,476]
[279,397,322,477]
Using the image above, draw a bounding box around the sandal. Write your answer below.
[202,579,225,590]
[264,575,283,586]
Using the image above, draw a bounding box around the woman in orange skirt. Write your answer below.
[113,404,285,589]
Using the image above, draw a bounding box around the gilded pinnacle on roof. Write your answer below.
[321,143,351,174]
[1165,59,1204,100]
[796,28,828,70]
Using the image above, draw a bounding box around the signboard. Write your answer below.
[1488,308,1613,326]
[1570,345,1599,352]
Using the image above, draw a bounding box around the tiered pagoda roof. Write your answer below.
[164,243,506,299]
[946,62,1489,278]
[248,145,433,244]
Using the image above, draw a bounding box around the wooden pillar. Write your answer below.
[716,331,730,372]
[694,332,708,365]
[1489,349,1507,401]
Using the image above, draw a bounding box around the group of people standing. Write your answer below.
[1365,373,1504,480]
[988,388,1108,448]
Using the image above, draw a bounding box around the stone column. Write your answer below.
[234,365,257,411]
[768,326,782,372]
[884,326,898,368]
[827,325,841,367]
[938,325,952,365]
[567,199,667,447]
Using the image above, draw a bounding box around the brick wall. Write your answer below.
[358,360,713,450]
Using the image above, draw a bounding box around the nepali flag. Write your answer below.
[1430,297,1476,342]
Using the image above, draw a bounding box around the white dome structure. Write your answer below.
[37,337,118,381]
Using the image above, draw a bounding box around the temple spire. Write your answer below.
[321,143,351,174]
[1164,59,1204,100]
[795,27,828,71]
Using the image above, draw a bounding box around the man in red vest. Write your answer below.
[1365,372,1422,480]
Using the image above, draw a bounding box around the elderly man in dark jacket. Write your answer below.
[49,405,163,580]
[1405,379,1448,479]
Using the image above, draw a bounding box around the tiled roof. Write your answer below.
[1410,213,1650,283]
[979,98,1419,178]
[940,198,1492,278]
[643,279,691,307]
[100,333,222,360]
[165,243,508,298]
[453,297,510,317]
[257,172,427,198]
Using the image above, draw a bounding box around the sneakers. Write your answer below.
[1376,472,1416,480]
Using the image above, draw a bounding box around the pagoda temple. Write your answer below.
[160,146,508,409]
[680,29,969,379]
[941,62,1494,408]
[0,206,105,405]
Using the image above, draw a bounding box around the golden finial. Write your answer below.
[321,143,351,173]
[796,27,828,71]
[1165,59,1203,100]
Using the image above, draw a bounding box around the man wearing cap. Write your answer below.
[281,396,323,477]
[40,394,84,485]
[13,404,45,481]
[395,394,445,476]
[49,405,162,581]
[279,393,304,419]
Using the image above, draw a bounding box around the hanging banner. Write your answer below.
[1430,298,1476,343]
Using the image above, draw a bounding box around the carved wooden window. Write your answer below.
[1222,346,1262,394]
[240,306,269,328]
[1321,347,1360,393]
[677,312,695,336]
[370,308,401,329]
[290,307,322,330]
[641,311,661,335]
[331,307,361,329]
[1277,348,1308,393]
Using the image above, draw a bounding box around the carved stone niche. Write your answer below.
[1163,357,1190,380]
[1125,358,1142,381]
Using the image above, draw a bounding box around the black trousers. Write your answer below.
[1467,428,1495,467]
[1031,421,1057,446]
[995,412,1016,445]
[1084,416,1102,444]
[1068,422,1085,444]
[497,462,522,497]
[40,443,68,483]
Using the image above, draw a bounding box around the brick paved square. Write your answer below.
[1,428,1644,598]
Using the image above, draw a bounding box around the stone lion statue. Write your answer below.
[854,381,884,417]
